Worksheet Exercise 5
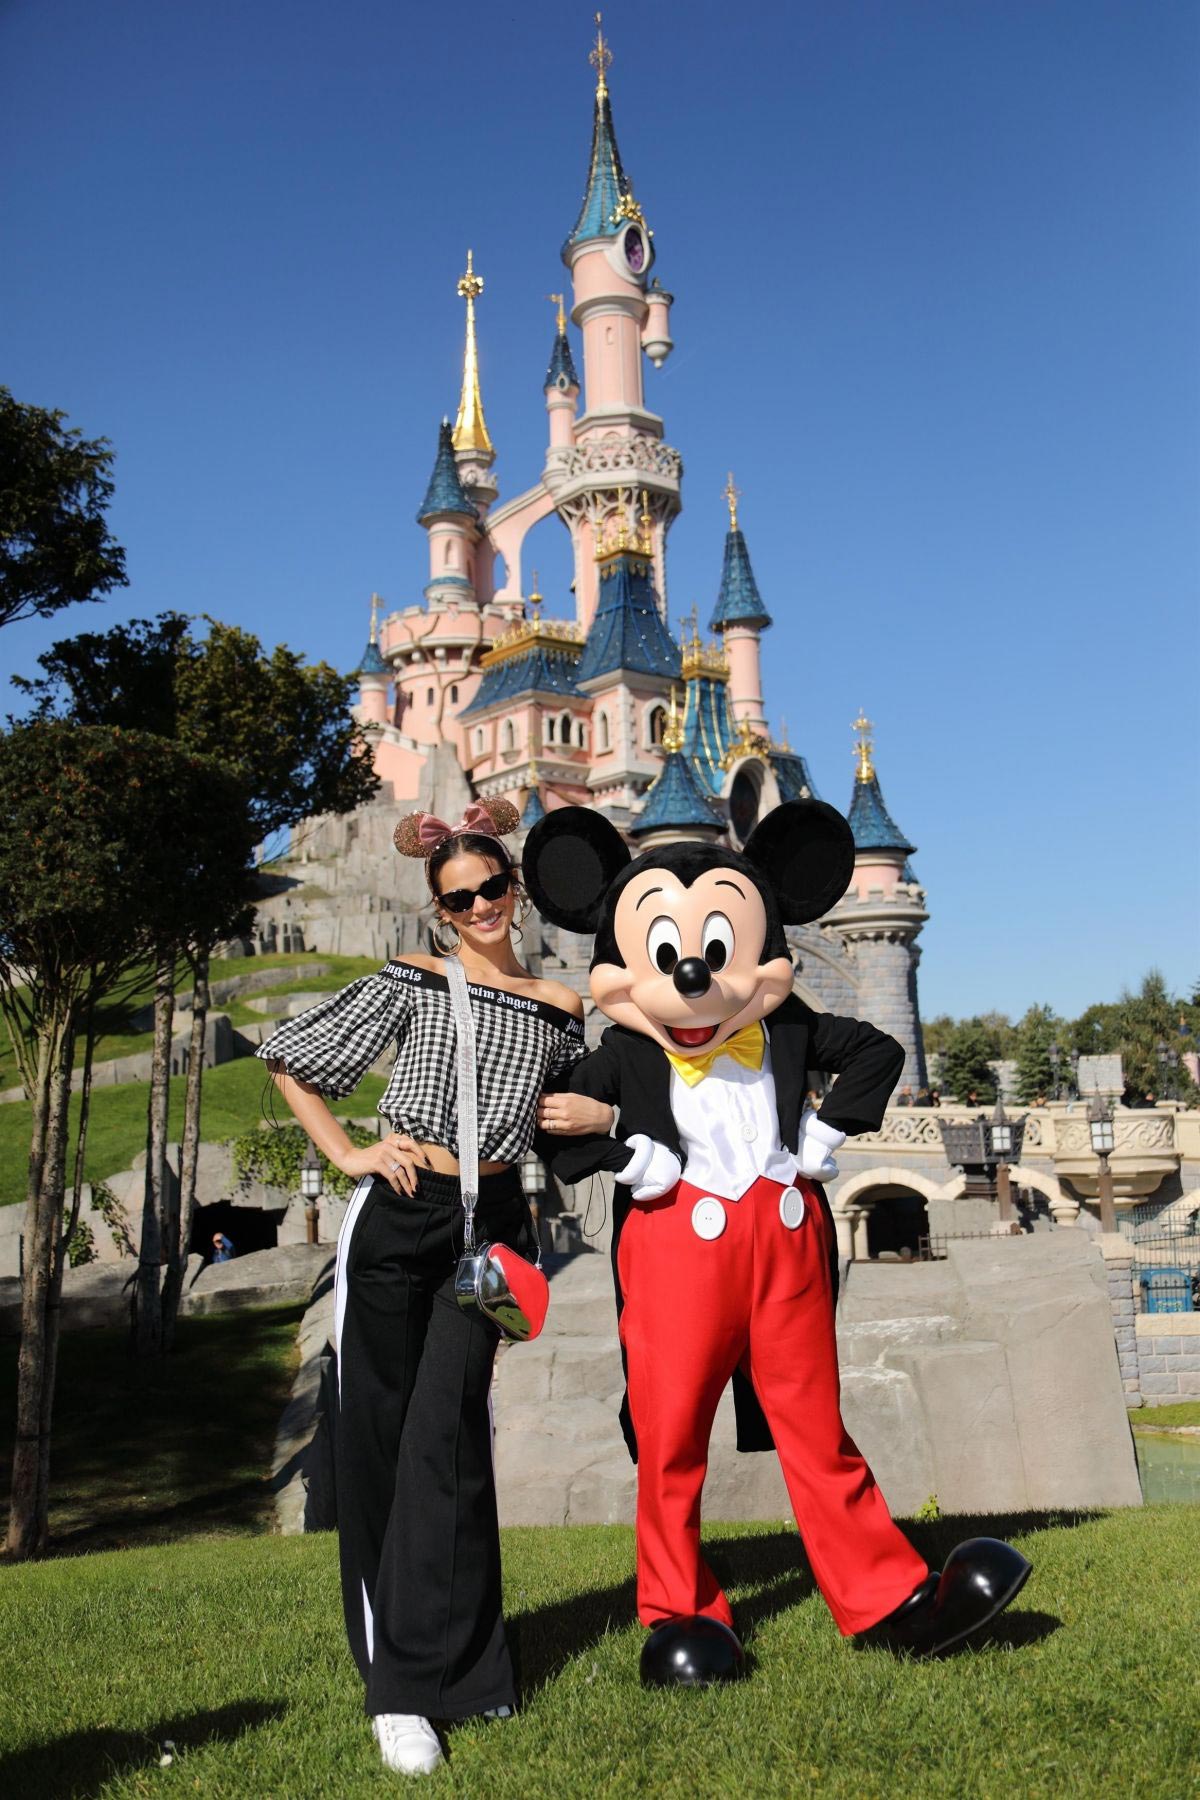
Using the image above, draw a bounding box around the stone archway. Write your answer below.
[830,1166,963,1261]
[1010,1165,1078,1226]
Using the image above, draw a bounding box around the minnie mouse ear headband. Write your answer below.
[522,799,855,931]
[393,798,520,858]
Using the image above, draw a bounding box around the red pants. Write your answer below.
[617,1174,928,1635]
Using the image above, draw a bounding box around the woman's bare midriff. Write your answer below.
[415,1142,511,1178]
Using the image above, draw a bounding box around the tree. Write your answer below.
[0,387,127,631]
[941,1019,998,1105]
[0,723,254,1557]
[1069,971,1200,1105]
[15,613,380,1345]
[1014,1003,1069,1103]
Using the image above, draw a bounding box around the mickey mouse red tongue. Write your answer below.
[667,1024,720,1048]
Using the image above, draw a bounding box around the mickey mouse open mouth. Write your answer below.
[666,1024,721,1048]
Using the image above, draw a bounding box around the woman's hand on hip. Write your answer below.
[336,1132,428,1196]
[537,1093,615,1136]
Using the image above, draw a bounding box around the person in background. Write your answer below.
[211,1232,234,1263]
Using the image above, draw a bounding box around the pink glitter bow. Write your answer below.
[416,803,500,851]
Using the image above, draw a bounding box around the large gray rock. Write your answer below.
[837,1233,1142,1512]
[491,1228,1142,1526]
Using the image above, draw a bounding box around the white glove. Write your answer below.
[796,1108,846,1181]
[616,1134,683,1202]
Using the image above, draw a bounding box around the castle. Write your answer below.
[281,20,928,1087]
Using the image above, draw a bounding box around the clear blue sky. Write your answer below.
[3,0,1197,1021]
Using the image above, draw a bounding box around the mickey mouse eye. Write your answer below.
[701,912,735,972]
[647,916,682,974]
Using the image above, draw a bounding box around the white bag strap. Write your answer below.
[444,956,480,1251]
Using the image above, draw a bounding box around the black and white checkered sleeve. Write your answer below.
[254,971,411,1099]
[545,1020,587,1083]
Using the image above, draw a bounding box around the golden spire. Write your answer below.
[724,471,741,530]
[369,591,380,645]
[853,710,875,783]
[638,488,654,554]
[590,11,612,98]
[778,715,791,752]
[548,292,567,336]
[452,249,494,457]
[528,568,542,621]
[662,685,685,753]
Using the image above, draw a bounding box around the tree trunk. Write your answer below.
[62,980,97,1263]
[5,1007,74,1559]
[162,947,209,1346]
[134,956,174,1357]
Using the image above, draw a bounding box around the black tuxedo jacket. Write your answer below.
[549,996,904,1459]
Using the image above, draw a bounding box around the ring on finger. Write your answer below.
[390,1160,402,1173]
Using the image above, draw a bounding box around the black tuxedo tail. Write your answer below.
[549,995,904,1461]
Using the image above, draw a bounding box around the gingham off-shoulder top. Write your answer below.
[255,959,586,1165]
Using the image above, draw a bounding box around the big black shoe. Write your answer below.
[640,1616,746,1688]
[860,1537,1032,1659]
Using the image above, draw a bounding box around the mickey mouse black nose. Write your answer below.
[672,957,712,998]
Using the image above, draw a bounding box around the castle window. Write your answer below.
[648,704,666,747]
[574,718,587,749]
[597,710,611,752]
[426,687,435,706]
[449,684,458,704]
[559,711,572,746]
[501,719,516,752]
[474,729,484,755]
[545,715,557,744]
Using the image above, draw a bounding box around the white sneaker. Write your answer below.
[372,1713,444,1775]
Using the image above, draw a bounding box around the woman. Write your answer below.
[258,800,610,1774]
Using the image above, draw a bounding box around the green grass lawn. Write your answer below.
[0,1508,1196,1798]
[1131,1400,1200,1429]
[0,953,384,1091]
[0,1303,304,1556]
[0,1059,387,1209]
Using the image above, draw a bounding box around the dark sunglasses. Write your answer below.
[437,870,514,915]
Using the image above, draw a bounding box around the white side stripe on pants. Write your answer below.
[334,1176,373,1398]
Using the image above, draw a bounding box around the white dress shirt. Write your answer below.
[669,1038,800,1200]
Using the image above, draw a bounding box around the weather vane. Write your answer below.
[590,12,611,96]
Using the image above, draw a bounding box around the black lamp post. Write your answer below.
[1087,1097,1117,1233]
[1156,1040,1179,1101]
[937,1104,1026,1223]
[301,1138,322,1245]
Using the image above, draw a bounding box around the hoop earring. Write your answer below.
[432,918,460,955]
[515,891,532,926]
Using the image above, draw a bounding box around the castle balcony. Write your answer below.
[837,1103,1195,1209]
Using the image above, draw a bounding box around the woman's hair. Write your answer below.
[392,798,522,908]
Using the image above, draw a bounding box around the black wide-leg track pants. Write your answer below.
[333,1166,533,1720]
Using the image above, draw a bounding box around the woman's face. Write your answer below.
[433,850,517,949]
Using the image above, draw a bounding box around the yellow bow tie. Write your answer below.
[664,1022,766,1087]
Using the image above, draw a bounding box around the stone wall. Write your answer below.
[1134,1312,1200,1404]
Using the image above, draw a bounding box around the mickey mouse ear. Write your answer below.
[522,807,631,933]
[742,800,855,924]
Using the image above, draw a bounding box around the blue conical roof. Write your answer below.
[417,420,479,525]
[356,639,387,676]
[770,749,820,804]
[709,526,771,632]
[576,553,680,685]
[631,752,726,837]
[564,90,633,254]
[520,787,546,828]
[459,638,582,716]
[848,772,915,855]
[545,328,579,392]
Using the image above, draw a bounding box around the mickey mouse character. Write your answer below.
[525,799,1031,1684]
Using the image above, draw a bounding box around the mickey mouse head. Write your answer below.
[523,800,855,1055]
